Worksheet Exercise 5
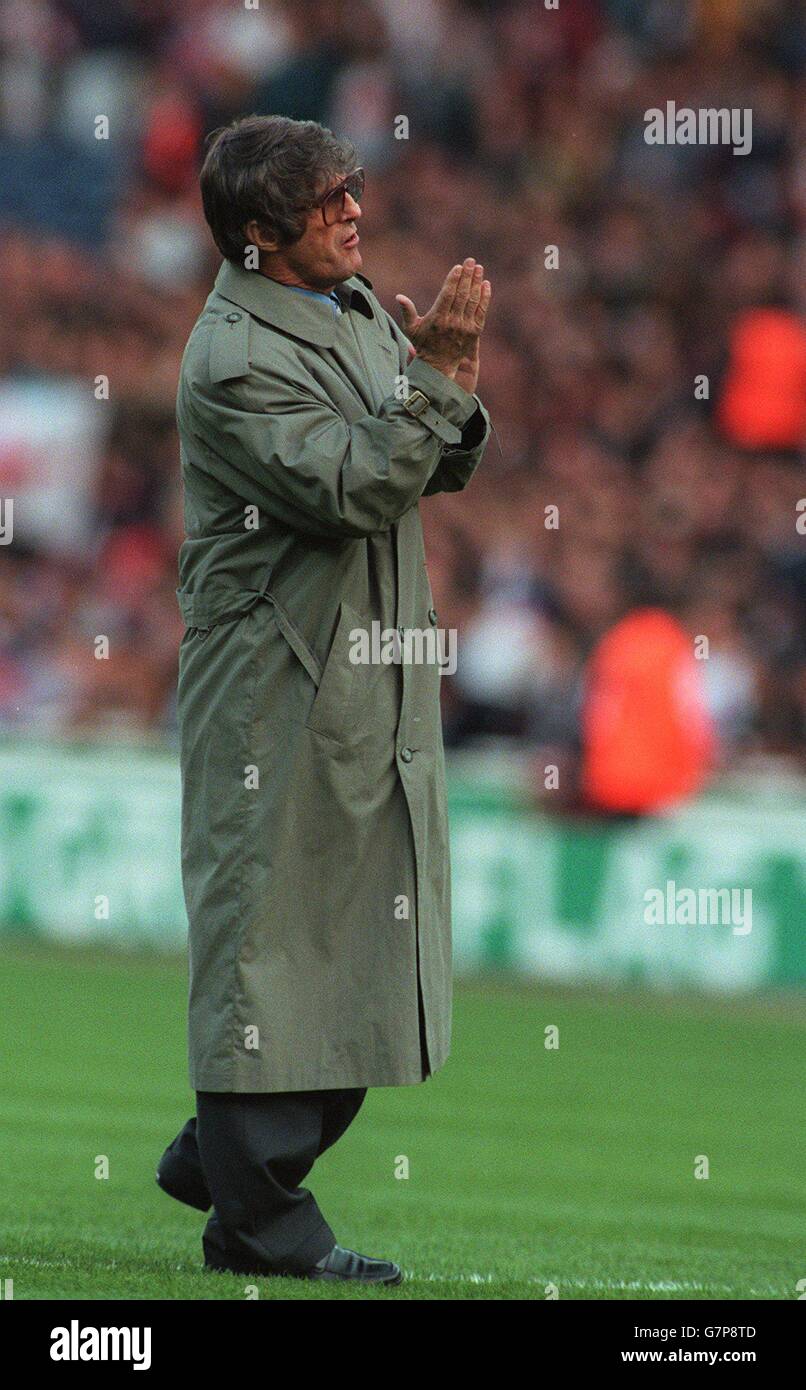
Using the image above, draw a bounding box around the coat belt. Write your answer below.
[176,583,323,688]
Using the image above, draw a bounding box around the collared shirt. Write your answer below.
[283,284,343,317]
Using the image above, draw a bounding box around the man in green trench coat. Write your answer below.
[156,114,492,1284]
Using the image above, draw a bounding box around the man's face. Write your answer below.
[277,173,362,290]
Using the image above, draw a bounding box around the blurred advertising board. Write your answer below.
[0,380,103,557]
[449,766,806,992]
[0,741,804,991]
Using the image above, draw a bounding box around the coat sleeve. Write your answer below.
[381,307,491,498]
[421,396,492,496]
[182,351,482,540]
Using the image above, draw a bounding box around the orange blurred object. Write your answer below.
[582,608,716,815]
[717,308,806,451]
[142,93,202,195]
[100,525,165,601]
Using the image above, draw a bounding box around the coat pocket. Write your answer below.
[305,600,369,746]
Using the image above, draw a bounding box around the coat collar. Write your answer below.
[213,260,375,348]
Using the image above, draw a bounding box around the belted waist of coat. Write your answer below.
[175,583,268,630]
[176,582,324,687]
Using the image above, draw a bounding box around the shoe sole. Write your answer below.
[308,1267,403,1286]
[205,1263,404,1285]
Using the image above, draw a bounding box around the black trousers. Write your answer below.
[159,1088,366,1275]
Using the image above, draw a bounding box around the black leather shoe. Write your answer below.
[306,1245,403,1285]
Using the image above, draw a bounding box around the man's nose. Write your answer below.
[343,193,361,221]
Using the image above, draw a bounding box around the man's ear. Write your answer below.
[244,219,279,254]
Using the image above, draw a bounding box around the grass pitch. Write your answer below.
[0,943,803,1300]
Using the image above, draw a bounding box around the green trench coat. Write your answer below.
[175,260,491,1092]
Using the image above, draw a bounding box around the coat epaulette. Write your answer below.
[209,310,251,383]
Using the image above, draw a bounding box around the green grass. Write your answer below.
[0,942,804,1300]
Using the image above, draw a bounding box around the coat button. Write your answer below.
[428,608,438,626]
[400,746,413,763]
[225,312,242,324]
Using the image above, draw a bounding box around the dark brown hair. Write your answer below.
[199,114,357,263]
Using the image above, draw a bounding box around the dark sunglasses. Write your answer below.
[316,168,365,225]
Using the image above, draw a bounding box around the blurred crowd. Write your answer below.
[0,0,804,778]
